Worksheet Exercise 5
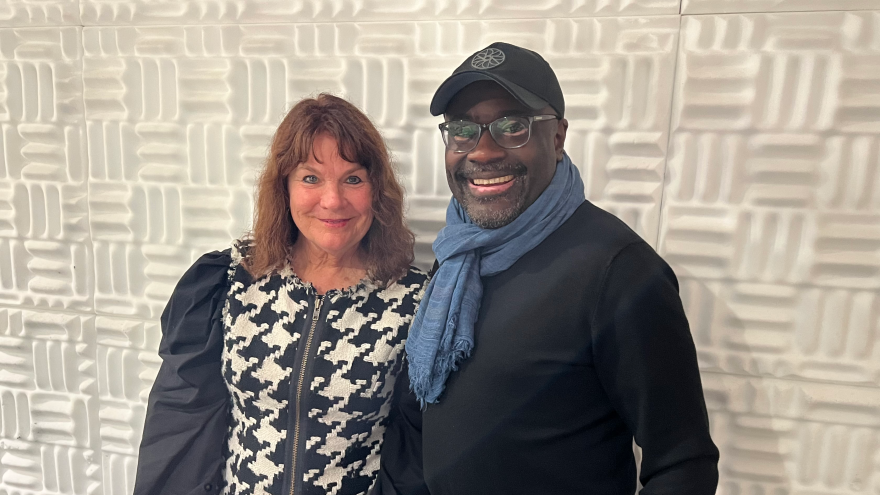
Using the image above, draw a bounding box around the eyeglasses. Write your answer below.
[439,115,559,153]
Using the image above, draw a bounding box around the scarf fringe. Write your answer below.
[410,337,473,408]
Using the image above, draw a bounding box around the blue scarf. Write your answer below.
[406,153,586,405]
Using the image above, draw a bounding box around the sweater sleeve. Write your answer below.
[133,249,232,495]
[591,241,719,495]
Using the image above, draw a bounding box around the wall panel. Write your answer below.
[661,11,880,494]
[0,0,79,27]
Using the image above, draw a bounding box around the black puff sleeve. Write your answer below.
[134,250,232,495]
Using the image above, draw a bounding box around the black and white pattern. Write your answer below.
[220,241,428,495]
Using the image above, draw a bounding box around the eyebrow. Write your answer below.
[295,163,367,175]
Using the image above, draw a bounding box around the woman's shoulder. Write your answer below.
[174,235,254,296]
[398,265,430,286]
[367,266,428,292]
[169,247,234,300]
[194,248,233,269]
[159,247,234,349]
[359,266,428,309]
[373,266,429,301]
[229,237,253,268]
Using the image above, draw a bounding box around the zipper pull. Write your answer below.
[312,295,323,322]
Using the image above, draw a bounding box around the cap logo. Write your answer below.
[471,48,505,70]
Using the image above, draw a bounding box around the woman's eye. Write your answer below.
[302,175,318,184]
[345,176,363,185]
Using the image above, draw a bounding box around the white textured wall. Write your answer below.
[0,0,879,493]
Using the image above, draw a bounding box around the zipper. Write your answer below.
[289,294,323,495]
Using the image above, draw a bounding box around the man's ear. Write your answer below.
[555,118,568,162]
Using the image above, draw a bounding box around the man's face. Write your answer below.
[444,81,567,229]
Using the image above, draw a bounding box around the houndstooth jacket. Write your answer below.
[220,242,428,495]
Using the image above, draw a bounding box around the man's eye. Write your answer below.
[498,120,526,135]
[450,124,477,139]
[345,176,363,184]
[302,175,318,184]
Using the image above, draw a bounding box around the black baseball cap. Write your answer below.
[430,42,565,118]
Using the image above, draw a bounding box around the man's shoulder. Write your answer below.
[559,200,646,251]
[558,201,676,283]
[506,200,652,280]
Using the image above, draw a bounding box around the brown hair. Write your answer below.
[245,93,414,286]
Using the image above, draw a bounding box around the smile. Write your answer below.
[320,219,351,227]
[466,174,519,196]
[471,175,515,186]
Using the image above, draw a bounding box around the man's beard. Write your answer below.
[459,191,527,229]
[451,161,528,229]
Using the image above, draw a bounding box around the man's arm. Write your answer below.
[372,360,431,495]
[591,241,719,494]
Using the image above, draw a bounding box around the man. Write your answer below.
[375,42,719,495]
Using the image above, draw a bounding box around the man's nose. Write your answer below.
[467,128,506,163]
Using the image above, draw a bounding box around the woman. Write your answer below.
[133,94,428,495]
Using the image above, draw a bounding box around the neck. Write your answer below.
[290,239,367,294]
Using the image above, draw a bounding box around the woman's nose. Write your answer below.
[319,183,344,209]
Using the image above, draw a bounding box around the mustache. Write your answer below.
[455,161,527,179]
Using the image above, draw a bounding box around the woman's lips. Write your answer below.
[320,218,351,228]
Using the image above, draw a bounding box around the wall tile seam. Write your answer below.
[6,5,879,29]
[75,15,686,30]
[0,303,157,323]
[655,14,684,248]
[4,12,685,31]
[700,368,880,387]
[0,440,142,452]
[0,438,111,447]
[681,7,880,16]
[76,29,98,323]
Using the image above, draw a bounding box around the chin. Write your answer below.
[464,206,523,229]
[458,193,526,229]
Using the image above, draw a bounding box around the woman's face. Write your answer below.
[287,134,374,261]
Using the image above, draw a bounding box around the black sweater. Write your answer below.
[375,201,719,495]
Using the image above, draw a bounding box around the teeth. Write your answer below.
[472,175,514,185]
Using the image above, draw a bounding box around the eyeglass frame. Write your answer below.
[438,114,559,153]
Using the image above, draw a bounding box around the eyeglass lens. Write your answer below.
[443,116,531,152]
